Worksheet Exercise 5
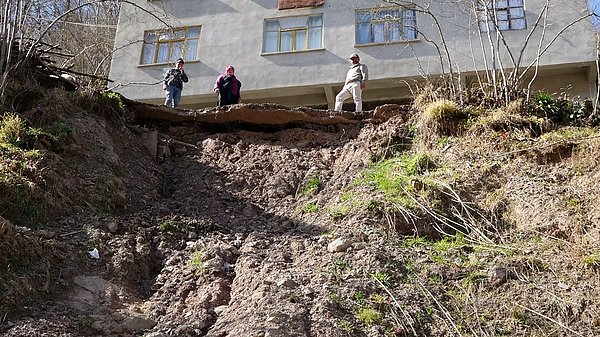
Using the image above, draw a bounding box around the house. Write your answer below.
[108,0,598,110]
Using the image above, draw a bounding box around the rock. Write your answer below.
[0,216,14,237]
[121,314,156,332]
[172,145,187,155]
[38,229,56,239]
[107,222,119,233]
[265,327,286,337]
[488,266,508,286]
[276,278,298,288]
[213,305,228,315]
[290,240,305,252]
[140,129,158,156]
[157,144,171,158]
[328,237,353,253]
[114,192,127,208]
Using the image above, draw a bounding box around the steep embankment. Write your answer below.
[1,100,599,337]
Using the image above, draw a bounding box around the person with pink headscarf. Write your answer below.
[213,65,242,107]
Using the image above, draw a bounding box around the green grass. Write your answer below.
[433,233,467,253]
[582,251,600,269]
[424,99,461,121]
[357,152,437,208]
[371,270,392,286]
[330,204,351,220]
[400,236,429,248]
[298,202,319,213]
[299,171,321,196]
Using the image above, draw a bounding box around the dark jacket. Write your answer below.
[164,68,189,89]
[214,74,242,106]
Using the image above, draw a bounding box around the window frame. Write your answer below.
[354,6,418,46]
[477,0,527,32]
[140,26,201,65]
[262,14,324,54]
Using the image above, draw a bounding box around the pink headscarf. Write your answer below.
[225,65,235,73]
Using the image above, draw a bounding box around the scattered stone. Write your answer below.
[157,144,171,158]
[290,240,305,252]
[188,231,198,240]
[172,145,187,155]
[107,222,119,233]
[213,305,228,315]
[38,229,56,239]
[327,237,353,253]
[276,278,298,288]
[121,315,156,332]
[0,216,14,237]
[488,266,508,286]
[557,282,570,290]
[114,192,127,208]
[265,314,285,324]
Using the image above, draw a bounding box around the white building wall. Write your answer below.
[108,0,598,109]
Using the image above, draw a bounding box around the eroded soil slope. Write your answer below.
[1,102,600,337]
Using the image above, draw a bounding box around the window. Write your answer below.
[355,7,417,45]
[478,0,526,32]
[141,26,201,65]
[263,15,323,53]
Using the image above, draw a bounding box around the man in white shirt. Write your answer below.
[334,53,368,112]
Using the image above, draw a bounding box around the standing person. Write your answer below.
[214,65,242,107]
[335,53,368,112]
[163,58,188,108]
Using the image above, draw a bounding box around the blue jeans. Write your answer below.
[165,85,182,107]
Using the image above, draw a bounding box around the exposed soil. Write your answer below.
[1,98,599,337]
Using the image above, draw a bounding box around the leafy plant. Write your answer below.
[0,113,25,145]
[371,270,392,286]
[355,307,382,325]
[337,319,354,334]
[158,219,178,233]
[533,92,560,119]
[101,91,126,114]
[189,249,206,273]
[330,292,343,304]
[352,291,365,302]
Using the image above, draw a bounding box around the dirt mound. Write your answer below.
[1,97,600,337]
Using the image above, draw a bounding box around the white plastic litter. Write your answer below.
[88,248,100,259]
